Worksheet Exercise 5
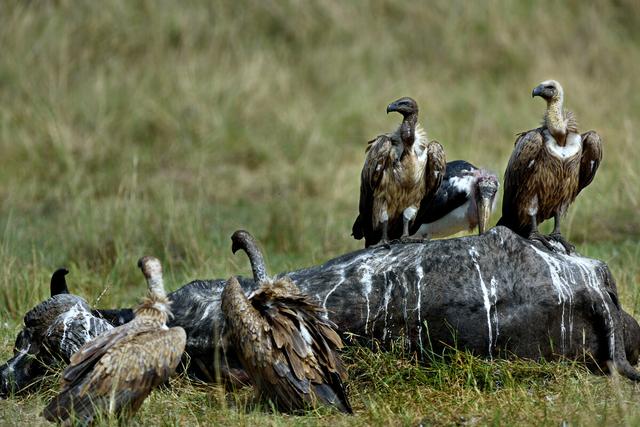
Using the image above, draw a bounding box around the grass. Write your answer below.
[1,0,640,425]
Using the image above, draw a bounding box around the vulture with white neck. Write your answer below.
[352,97,447,247]
[497,80,602,252]
[42,257,186,425]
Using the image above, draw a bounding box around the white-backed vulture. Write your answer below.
[221,230,352,413]
[352,97,447,247]
[42,257,186,426]
[497,80,603,252]
[410,160,499,239]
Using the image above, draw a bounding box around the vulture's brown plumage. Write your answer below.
[42,257,186,426]
[352,97,447,247]
[221,230,352,413]
[497,80,603,252]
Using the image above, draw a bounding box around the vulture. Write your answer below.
[50,268,70,296]
[410,160,499,239]
[497,80,603,252]
[42,257,186,426]
[221,230,352,413]
[352,97,447,247]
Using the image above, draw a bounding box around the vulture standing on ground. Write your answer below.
[43,257,186,425]
[409,160,499,239]
[221,230,352,413]
[352,97,447,247]
[497,80,602,252]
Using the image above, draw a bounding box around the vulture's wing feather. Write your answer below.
[578,130,602,194]
[422,140,447,205]
[61,322,148,389]
[497,129,544,233]
[43,327,186,424]
[411,147,455,229]
[352,134,393,245]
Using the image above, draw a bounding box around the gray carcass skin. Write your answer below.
[170,227,640,381]
[2,226,640,394]
[0,294,114,396]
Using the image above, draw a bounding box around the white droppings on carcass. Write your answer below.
[530,246,574,353]
[468,248,494,358]
[200,304,213,321]
[415,265,424,351]
[382,272,395,342]
[322,269,347,311]
[571,256,616,356]
[358,262,374,333]
[6,344,31,374]
[490,276,499,341]
[58,303,93,352]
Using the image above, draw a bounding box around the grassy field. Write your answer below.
[1,0,640,425]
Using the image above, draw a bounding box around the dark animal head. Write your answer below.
[50,268,69,296]
[0,286,114,397]
[386,97,418,117]
[474,170,499,235]
[532,80,563,102]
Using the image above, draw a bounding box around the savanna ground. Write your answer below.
[1,1,640,425]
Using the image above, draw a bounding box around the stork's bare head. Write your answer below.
[532,80,563,102]
[386,97,418,117]
[475,171,499,235]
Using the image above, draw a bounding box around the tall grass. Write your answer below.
[1,1,640,424]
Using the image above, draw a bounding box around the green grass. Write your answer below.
[1,0,640,425]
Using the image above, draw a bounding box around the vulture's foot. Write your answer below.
[548,232,575,254]
[399,236,428,244]
[370,240,392,249]
[528,231,556,252]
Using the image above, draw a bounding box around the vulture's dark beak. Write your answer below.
[532,85,543,98]
[477,195,492,235]
[231,240,241,254]
[386,102,397,114]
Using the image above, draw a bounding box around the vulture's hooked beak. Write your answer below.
[532,85,543,98]
[477,195,492,235]
[386,102,398,114]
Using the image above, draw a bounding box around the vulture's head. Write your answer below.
[532,80,563,102]
[387,97,418,117]
[231,229,254,254]
[137,256,166,298]
[474,171,500,234]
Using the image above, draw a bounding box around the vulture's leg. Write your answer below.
[370,220,391,248]
[528,215,555,251]
[400,206,424,243]
[549,213,575,254]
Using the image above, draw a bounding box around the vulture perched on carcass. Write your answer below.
[221,230,352,413]
[42,257,186,425]
[410,160,499,239]
[352,97,447,247]
[497,80,603,252]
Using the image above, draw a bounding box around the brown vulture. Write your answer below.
[352,97,447,247]
[497,80,603,252]
[42,257,186,426]
[221,230,352,413]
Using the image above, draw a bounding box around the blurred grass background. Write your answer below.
[1,0,640,425]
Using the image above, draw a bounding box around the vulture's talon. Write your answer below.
[549,232,575,254]
[399,236,426,244]
[529,232,556,251]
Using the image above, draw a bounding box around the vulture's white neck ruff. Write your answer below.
[543,130,582,160]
